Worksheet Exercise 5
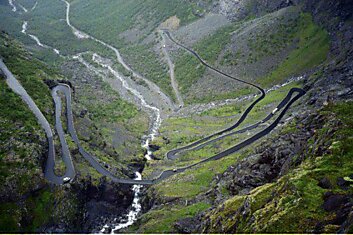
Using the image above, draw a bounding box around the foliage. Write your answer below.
[205,101,353,233]
[70,0,209,47]
[130,202,211,233]
[120,43,174,98]
[259,13,329,86]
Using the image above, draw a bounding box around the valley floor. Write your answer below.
[0,0,353,233]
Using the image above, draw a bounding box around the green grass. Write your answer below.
[194,24,241,64]
[145,80,301,188]
[70,0,210,47]
[173,10,329,104]
[0,32,141,232]
[174,23,245,103]
[0,189,54,233]
[130,202,211,233]
[140,80,304,232]
[0,33,56,121]
[0,203,20,232]
[205,101,353,233]
[174,53,206,97]
[0,35,55,232]
[259,13,330,87]
[71,65,149,160]
[86,96,138,123]
[189,87,254,105]
[0,34,50,184]
[201,104,242,117]
[28,190,54,231]
[26,0,114,57]
[151,153,242,199]
[0,79,39,134]
[120,43,174,99]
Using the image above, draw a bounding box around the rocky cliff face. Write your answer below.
[43,178,135,233]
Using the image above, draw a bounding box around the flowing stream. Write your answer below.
[61,0,162,162]
[60,0,164,230]
[21,21,61,55]
[31,1,37,11]
[18,3,27,12]
[100,172,143,233]
[10,1,307,231]
[8,0,16,12]
[16,0,165,231]
[90,54,161,161]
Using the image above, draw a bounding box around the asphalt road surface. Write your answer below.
[1,29,305,185]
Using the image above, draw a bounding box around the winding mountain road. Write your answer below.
[161,30,270,160]
[52,84,304,185]
[1,32,305,186]
[0,59,74,184]
[160,30,184,108]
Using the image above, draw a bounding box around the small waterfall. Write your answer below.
[8,0,16,12]
[100,172,143,233]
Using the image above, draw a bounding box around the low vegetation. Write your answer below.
[128,202,211,233]
[120,43,174,99]
[259,13,329,86]
[205,101,353,233]
[70,0,210,47]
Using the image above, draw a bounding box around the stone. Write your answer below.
[323,193,348,212]
[337,177,351,190]
[148,144,161,151]
[318,177,333,189]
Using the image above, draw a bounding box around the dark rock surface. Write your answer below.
[318,177,333,189]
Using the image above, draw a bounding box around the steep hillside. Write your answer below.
[0,32,148,232]
[61,0,213,99]
[0,0,352,233]
[124,0,353,233]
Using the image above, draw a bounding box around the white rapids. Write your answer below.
[8,0,16,12]
[14,1,164,231]
[21,21,61,55]
[62,0,163,160]
[99,172,143,234]
[73,53,161,161]
[31,1,37,11]
[18,3,27,12]
[91,54,161,161]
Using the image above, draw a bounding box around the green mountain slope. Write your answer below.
[0,32,147,232]
[0,0,352,233]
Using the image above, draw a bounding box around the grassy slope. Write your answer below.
[259,13,330,86]
[119,43,174,100]
[0,0,149,176]
[134,78,303,232]
[70,0,208,47]
[205,102,353,233]
[27,0,113,57]
[68,0,211,99]
[72,70,148,167]
[144,80,302,174]
[174,23,242,104]
[128,202,211,233]
[0,33,146,231]
[173,11,329,104]
[0,34,61,232]
[134,9,330,232]
[136,99,352,233]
